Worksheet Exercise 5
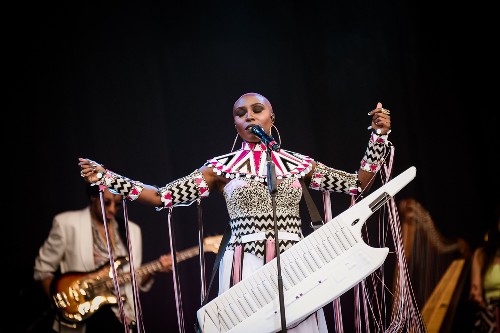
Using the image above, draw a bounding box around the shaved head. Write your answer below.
[233,92,273,113]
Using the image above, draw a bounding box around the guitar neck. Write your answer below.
[115,245,200,285]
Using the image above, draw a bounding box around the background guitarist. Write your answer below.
[33,183,171,333]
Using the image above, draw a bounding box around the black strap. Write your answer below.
[201,225,232,306]
[299,178,324,229]
[195,225,231,333]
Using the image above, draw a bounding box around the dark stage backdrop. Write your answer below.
[8,1,496,332]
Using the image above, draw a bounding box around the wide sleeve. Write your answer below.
[33,217,67,281]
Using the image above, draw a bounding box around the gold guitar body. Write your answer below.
[51,234,222,323]
[51,257,129,323]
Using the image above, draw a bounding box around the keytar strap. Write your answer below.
[299,178,324,230]
[195,225,232,333]
[201,225,232,306]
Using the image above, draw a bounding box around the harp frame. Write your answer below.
[398,198,471,333]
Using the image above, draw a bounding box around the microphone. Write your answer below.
[249,125,280,152]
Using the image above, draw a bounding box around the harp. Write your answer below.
[398,198,471,333]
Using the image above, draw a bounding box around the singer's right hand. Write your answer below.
[78,157,106,184]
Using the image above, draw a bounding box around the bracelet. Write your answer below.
[96,169,105,181]
[367,127,392,136]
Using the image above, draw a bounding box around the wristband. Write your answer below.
[96,169,144,201]
[360,132,390,173]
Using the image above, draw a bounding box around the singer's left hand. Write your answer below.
[368,102,391,135]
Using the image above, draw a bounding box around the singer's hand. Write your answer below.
[78,157,106,183]
[368,102,391,135]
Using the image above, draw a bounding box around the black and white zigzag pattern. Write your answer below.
[228,214,302,259]
[314,163,358,194]
[110,177,134,196]
[249,239,297,259]
[160,170,201,206]
[363,140,387,164]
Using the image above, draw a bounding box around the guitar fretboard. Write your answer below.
[108,246,201,287]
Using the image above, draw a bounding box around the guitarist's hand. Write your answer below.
[141,255,172,285]
[159,254,172,272]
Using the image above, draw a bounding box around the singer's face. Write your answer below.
[233,93,274,143]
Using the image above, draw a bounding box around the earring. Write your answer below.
[231,133,239,152]
[271,124,282,145]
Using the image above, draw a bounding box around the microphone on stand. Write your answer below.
[249,125,280,152]
[250,124,285,331]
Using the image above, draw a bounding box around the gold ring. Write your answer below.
[380,107,390,115]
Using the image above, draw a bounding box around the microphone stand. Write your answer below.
[266,148,287,333]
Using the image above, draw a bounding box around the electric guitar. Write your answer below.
[51,234,222,323]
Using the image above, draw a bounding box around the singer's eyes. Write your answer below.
[252,105,264,113]
[234,104,265,117]
[235,108,246,117]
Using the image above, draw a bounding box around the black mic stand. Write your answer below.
[265,148,287,333]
